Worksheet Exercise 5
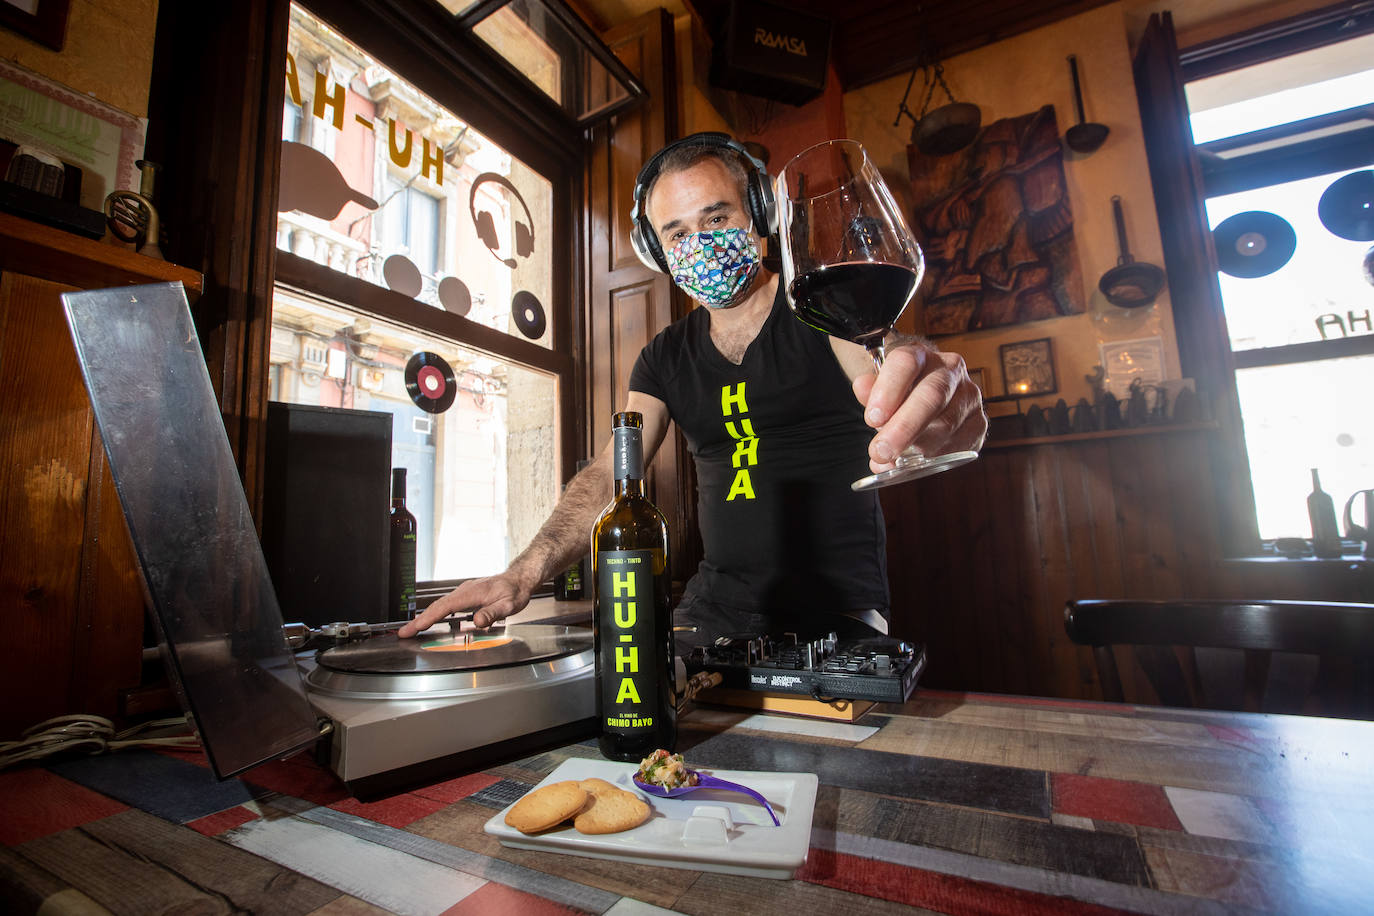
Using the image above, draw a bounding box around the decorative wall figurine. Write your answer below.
[908,105,1086,334]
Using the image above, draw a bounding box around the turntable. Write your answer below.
[289,614,596,796]
[60,282,596,799]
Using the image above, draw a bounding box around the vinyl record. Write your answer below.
[511,290,546,339]
[1213,210,1296,278]
[437,276,472,316]
[382,254,423,298]
[1318,170,1374,241]
[405,351,457,414]
[315,625,593,674]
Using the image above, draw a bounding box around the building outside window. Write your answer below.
[271,2,562,582]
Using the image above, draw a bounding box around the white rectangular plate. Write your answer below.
[483,757,818,879]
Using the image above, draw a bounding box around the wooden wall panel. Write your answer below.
[0,273,143,736]
[0,213,202,740]
[586,8,701,582]
[885,426,1372,705]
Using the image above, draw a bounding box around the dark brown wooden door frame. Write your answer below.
[1133,12,1261,556]
[585,8,701,583]
[146,0,291,517]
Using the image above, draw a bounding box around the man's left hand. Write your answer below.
[851,337,987,473]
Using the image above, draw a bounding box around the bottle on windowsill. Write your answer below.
[1307,468,1342,559]
[389,468,418,618]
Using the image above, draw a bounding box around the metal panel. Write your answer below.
[62,282,320,778]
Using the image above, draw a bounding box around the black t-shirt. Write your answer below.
[628,281,888,616]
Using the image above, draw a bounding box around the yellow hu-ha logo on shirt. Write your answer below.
[720,382,758,501]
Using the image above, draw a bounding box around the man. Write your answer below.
[399,134,985,645]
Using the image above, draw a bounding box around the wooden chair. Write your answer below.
[1064,599,1374,718]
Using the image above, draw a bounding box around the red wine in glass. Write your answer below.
[787,261,919,348]
[776,139,979,490]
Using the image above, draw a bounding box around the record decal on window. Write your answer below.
[405,351,457,414]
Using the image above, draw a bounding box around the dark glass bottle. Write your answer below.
[389,468,418,618]
[1308,468,1341,559]
[591,412,675,761]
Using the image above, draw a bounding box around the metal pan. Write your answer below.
[1099,196,1165,308]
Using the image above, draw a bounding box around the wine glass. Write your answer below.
[775,138,979,491]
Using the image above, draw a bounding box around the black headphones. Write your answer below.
[469,172,535,269]
[629,132,777,274]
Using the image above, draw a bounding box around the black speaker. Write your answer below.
[263,402,393,625]
[709,0,831,106]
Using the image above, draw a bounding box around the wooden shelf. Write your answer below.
[983,420,1219,449]
[0,211,202,293]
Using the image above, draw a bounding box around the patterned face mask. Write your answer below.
[664,226,761,308]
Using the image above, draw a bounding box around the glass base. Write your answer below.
[851,450,979,491]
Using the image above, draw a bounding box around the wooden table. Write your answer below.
[3,690,1373,914]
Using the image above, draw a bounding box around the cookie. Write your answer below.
[504,781,588,835]
[574,778,650,834]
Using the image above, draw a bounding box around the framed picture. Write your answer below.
[999,337,1057,398]
[968,367,986,396]
[1099,336,1166,400]
[0,0,70,51]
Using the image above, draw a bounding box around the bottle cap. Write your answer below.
[612,411,643,429]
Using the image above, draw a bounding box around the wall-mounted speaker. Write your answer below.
[709,0,832,106]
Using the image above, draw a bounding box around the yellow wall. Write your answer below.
[0,0,159,118]
[845,2,1180,410]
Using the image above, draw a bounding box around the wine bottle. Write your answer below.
[1308,469,1342,559]
[591,412,675,761]
[389,468,418,618]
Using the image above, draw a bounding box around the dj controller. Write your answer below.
[685,633,926,704]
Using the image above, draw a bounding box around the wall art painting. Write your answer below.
[908,104,1085,336]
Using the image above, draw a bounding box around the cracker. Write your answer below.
[504,781,588,834]
[573,778,650,834]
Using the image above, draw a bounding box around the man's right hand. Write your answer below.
[396,572,534,637]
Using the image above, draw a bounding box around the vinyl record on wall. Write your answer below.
[405,351,457,414]
[1212,210,1296,278]
[1317,170,1374,242]
[511,290,547,340]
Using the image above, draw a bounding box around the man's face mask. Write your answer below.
[664,226,761,308]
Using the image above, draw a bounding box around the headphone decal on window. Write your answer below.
[469,172,535,269]
[629,132,777,274]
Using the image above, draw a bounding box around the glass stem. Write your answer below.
[866,340,924,465]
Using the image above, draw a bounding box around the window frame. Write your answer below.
[1179,8,1374,546]
[275,0,587,583]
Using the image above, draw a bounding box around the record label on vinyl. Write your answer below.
[405,351,457,414]
[1213,210,1296,278]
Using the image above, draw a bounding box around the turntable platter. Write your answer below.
[316,624,593,674]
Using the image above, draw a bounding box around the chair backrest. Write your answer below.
[1064,599,1374,717]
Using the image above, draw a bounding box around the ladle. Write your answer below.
[1064,56,1109,154]
[633,772,781,825]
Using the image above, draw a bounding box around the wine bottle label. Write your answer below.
[612,425,643,481]
[396,532,417,615]
[596,548,658,737]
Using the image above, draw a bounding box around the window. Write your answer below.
[1186,31,1374,541]
[272,2,572,583]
